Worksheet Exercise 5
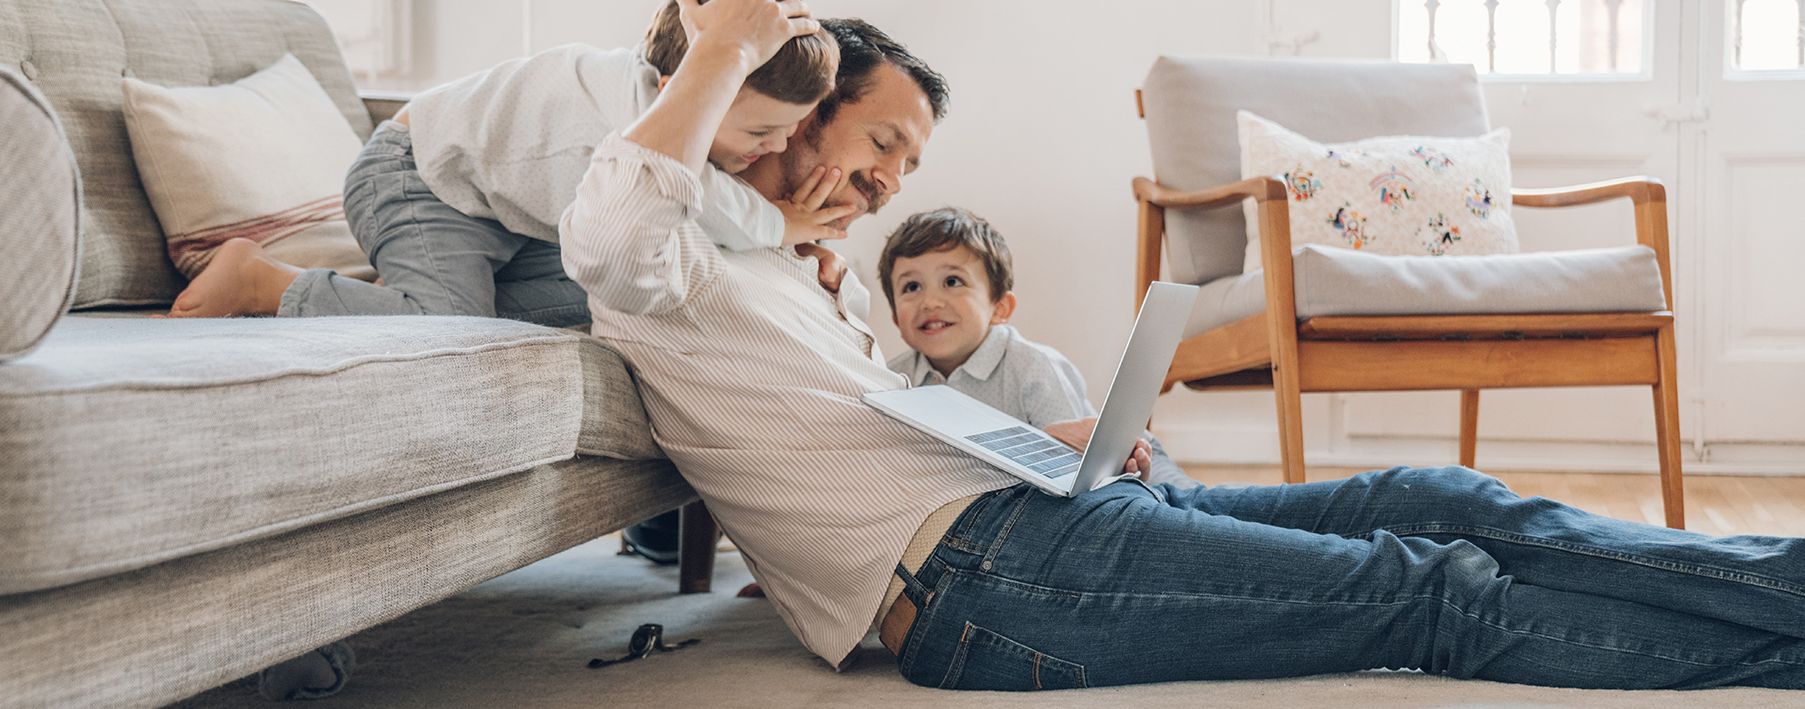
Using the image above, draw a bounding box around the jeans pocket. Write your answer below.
[939,622,1086,691]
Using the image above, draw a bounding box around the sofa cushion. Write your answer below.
[0,0,372,308]
[577,338,664,460]
[1142,56,1489,286]
[1182,244,1671,338]
[0,65,78,361]
[0,315,586,594]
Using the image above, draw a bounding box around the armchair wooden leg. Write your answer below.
[678,500,719,593]
[1459,390,1480,469]
[1652,326,1686,529]
[1272,362,1306,485]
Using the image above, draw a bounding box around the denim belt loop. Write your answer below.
[894,562,930,606]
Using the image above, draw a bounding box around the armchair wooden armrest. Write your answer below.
[1132,175,1288,210]
[1512,176,1665,208]
[1132,176,1292,306]
[1512,176,1674,311]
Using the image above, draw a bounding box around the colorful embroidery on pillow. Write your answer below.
[1464,180,1494,218]
[1411,146,1454,173]
[1327,148,1364,167]
[1419,213,1462,255]
[1370,168,1415,211]
[1329,204,1371,249]
[1236,111,1516,266]
[1285,168,1322,201]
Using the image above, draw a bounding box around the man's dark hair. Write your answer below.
[644,0,839,105]
[818,18,949,125]
[878,207,1013,308]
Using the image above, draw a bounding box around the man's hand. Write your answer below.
[780,165,856,246]
[677,0,819,70]
[794,242,846,293]
[1044,418,1151,478]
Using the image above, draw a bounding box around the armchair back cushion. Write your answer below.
[0,0,373,308]
[1141,56,1490,285]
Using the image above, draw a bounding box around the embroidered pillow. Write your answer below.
[1237,110,1518,272]
[121,54,375,282]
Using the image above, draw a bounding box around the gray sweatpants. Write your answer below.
[277,121,589,327]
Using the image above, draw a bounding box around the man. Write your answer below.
[564,1,1805,691]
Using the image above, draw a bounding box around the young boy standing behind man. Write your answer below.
[877,207,1195,488]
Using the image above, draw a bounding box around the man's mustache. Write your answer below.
[848,171,886,214]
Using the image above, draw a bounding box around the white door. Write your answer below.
[1694,0,1805,463]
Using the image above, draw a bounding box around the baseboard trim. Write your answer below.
[1151,424,1805,476]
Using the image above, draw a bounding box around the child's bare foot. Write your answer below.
[168,238,302,317]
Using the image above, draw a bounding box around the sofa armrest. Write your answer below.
[360,91,412,125]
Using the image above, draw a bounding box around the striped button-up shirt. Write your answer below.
[561,135,1015,666]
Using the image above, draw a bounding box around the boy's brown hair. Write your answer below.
[878,207,1014,308]
[644,0,839,106]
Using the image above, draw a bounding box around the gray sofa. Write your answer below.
[0,2,708,706]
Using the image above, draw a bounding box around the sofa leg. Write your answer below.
[678,500,718,593]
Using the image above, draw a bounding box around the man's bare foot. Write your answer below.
[168,238,303,317]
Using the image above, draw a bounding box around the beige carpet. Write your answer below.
[176,538,1804,708]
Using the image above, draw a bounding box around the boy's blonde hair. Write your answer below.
[643,0,839,106]
[878,207,1014,308]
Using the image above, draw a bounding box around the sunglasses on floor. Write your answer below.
[587,623,700,669]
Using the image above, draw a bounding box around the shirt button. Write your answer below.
[19,60,39,81]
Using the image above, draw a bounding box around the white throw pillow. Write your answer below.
[1237,110,1518,272]
[122,54,375,281]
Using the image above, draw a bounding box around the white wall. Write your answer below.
[366,0,1410,470]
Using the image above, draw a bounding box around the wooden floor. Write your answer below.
[1184,464,1805,537]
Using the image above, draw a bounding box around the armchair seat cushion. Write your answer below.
[0,315,594,594]
[1183,244,1670,338]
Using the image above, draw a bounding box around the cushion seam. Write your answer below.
[0,333,577,396]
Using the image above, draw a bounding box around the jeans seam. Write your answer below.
[1375,522,1805,597]
[967,570,1805,671]
[979,494,1031,570]
[1434,594,1805,668]
[501,301,588,324]
[396,180,463,314]
[899,565,959,682]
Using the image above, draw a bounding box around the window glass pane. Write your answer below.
[1399,0,1434,63]
[1735,0,1803,71]
[1437,0,1495,71]
[1399,0,1644,75]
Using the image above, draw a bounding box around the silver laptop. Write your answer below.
[863,281,1198,497]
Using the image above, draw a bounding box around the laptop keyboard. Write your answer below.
[965,426,1082,478]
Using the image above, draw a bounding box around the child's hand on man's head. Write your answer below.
[677,0,820,70]
[780,165,857,246]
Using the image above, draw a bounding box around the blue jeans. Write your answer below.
[277,121,589,327]
[894,467,1805,690]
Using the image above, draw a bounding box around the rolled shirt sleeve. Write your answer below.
[560,133,724,316]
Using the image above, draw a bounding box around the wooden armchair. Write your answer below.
[1134,57,1684,528]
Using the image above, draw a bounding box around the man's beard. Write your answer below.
[780,122,885,216]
